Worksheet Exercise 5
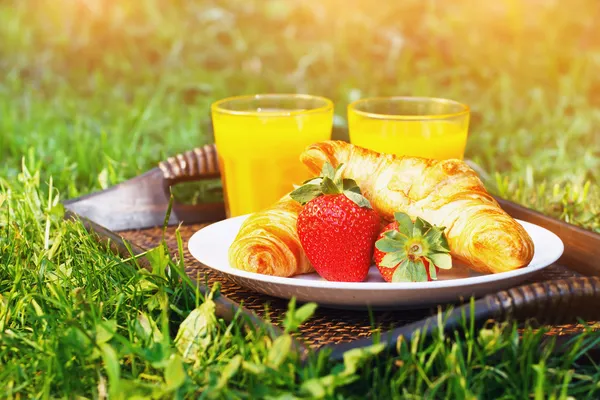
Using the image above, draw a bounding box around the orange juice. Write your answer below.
[347,97,470,160]
[348,118,468,160]
[212,95,333,217]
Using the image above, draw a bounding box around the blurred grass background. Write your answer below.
[0,0,598,231]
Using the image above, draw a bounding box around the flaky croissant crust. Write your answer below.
[228,194,314,277]
[300,141,535,274]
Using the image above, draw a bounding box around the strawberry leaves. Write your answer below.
[288,184,323,204]
[392,260,428,282]
[290,162,373,209]
[375,235,406,253]
[343,191,372,209]
[342,178,361,194]
[427,261,438,280]
[322,162,336,180]
[375,212,453,282]
[379,252,404,268]
[428,252,452,269]
[424,227,450,252]
[393,212,413,237]
[320,177,339,195]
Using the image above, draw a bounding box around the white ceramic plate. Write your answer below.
[188,215,564,310]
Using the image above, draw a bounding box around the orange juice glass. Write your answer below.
[211,94,334,217]
[347,97,470,160]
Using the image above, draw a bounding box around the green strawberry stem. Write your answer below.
[289,162,372,209]
[376,212,452,282]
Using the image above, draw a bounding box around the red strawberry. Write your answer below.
[373,213,452,283]
[290,163,380,282]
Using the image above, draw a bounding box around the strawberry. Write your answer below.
[373,212,452,282]
[290,162,380,282]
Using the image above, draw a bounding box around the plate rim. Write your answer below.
[188,215,564,291]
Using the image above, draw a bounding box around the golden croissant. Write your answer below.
[300,141,535,274]
[228,194,314,277]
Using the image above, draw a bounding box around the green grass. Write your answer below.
[1,0,599,397]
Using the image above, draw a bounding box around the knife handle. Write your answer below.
[159,144,220,184]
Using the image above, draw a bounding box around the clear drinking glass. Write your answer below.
[347,96,470,160]
[211,94,334,217]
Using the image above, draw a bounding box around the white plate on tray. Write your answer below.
[188,215,564,310]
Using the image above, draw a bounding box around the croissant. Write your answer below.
[300,141,535,274]
[228,194,314,277]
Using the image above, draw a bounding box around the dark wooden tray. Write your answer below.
[64,142,600,361]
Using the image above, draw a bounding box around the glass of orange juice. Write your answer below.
[211,94,334,217]
[347,96,470,160]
